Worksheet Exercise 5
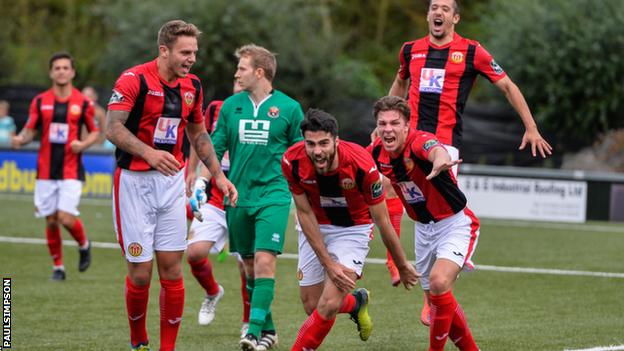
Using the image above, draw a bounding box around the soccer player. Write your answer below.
[370,130,405,287]
[370,95,479,351]
[186,81,251,335]
[12,52,98,281]
[106,20,237,351]
[388,0,552,325]
[211,44,304,351]
[283,109,419,351]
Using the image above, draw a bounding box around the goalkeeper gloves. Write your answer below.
[189,177,208,221]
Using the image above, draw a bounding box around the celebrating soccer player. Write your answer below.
[388,0,552,326]
[106,20,237,351]
[12,52,98,281]
[370,95,480,351]
[283,109,418,351]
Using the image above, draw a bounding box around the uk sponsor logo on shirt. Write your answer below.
[49,122,69,144]
[419,68,445,94]
[239,119,270,145]
[153,117,181,144]
[320,196,348,208]
[397,181,426,204]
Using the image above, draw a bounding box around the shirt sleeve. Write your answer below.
[281,153,305,195]
[189,81,204,124]
[24,97,41,130]
[107,70,140,112]
[83,100,98,132]
[474,43,507,83]
[211,100,229,161]
[398,42,411,80]
[288,104,304,145]
[410,131,445,160]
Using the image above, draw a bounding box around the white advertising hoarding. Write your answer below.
[458,176,587,223]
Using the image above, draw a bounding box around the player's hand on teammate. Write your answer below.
[396,262,420,290]
[215,175,238,207]
[144,149,181,176]
[519,126,553,158]
[326,261,356,292]
[189,177,208,222]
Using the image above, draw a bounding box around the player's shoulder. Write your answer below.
[272,90,301,107]
[340,141,376,168]
[454,33,482,48]
[284,140,306,161]
[32,89,53,102]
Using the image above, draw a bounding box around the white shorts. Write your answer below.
[414,209,479,291]
[297,224,373,287]
[188,203,228,254]
[34,179,83,217]
[443,144,460,177]
[113,168,187,263]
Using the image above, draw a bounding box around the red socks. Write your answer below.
[46,225,62,267]
[291,309,336,351]
[338,293,356,314]
[240,271,250,322]
[188,258,220,296]
[66,218,87,247]
[125,276,150,347]
[429,291,478,351]
[449,303,479,351]
[159,278,185,351]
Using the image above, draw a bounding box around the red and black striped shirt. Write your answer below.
[25,88,97,180]
[398,33,506,148]
[203,100,228,210]
[108,59,204,171]
[369,131,468,223]
[282,141,384,227]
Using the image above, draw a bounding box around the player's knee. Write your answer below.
[57,212,75,228]
[428,273,452,295]
[316,295,341,319]
[128,272,151,286]
[186,247,206,263]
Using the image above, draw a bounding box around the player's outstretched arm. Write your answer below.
[106,109,180,176]
[494,76,553,158]
[186,122,237,206]
[426,147,462,180]
[293,193,356,292]
[369,201,419,290]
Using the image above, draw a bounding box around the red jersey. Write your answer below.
[25,88,97,180]
[282,140,384,227]
[108,59,204,171]
[203,100,228,210]
[398,33,506,148]
[368,131,469,223]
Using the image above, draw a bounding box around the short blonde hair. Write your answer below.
[158,20,201,48]
[235,44,277,82]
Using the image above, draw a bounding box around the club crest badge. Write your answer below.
[268,106,280,118]
[184,91,195,106]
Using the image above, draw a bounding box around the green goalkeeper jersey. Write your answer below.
[212,89,304,207]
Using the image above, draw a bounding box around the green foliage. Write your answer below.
[0,0,111,87]
[480,0,624,150]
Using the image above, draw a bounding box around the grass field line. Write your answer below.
[2,235,624,279]
[2,193,624,233]
[564,345,624,351]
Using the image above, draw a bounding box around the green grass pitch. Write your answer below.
[1,194,623,350]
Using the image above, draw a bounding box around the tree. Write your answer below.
[480,0,624,150]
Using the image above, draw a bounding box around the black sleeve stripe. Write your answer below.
[291,159,301,183]
[402,42,415,79]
